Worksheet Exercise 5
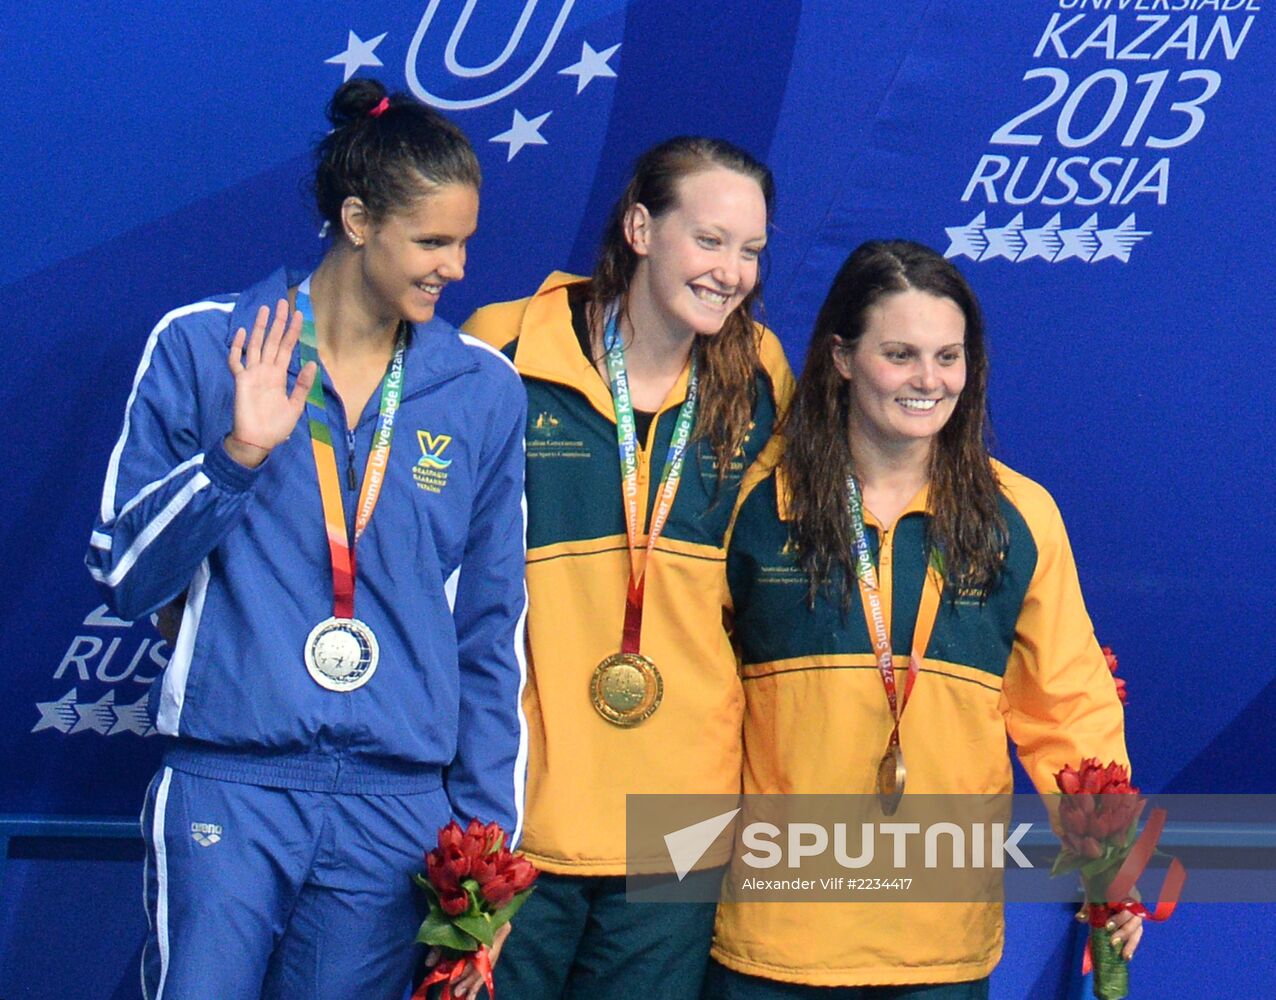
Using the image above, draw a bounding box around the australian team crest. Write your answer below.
[414,430,453,493]
[530,410,561,439]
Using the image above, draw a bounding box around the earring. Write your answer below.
[348,232,363,248]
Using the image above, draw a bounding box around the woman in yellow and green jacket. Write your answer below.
[708,239,1139,999]
[463,137,793,999]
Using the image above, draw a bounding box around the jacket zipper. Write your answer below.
[329,361,479,494]
[346,428,358,490]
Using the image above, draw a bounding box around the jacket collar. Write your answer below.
[510,272,693,422]
[232,267,479,393]
[770,440,931,527]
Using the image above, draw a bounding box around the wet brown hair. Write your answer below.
[588,136,775,478]
[780,239,1007,605]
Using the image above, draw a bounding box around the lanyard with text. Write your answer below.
[588,307,698,727]
[846,474,943,812]
[605,307,698,653]
[297,280,406,617]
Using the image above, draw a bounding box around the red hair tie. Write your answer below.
[369,97,390,118]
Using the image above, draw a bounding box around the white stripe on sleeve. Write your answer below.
[100,300,233,523]
[89,473,211,589]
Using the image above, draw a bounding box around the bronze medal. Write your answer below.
[590,652,663,727]
[876,742,906,816]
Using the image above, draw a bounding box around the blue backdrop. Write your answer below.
[2,1,1272,997]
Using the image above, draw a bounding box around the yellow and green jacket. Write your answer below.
[711,441,1128,986]
[463,272,795,874]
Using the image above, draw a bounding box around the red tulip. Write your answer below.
[1054,759,1142,855]
[443,845,472,882]
[1061,804,1089,836]
[1113,676,1128,705]
[437,820,465,853]
[439,887,469,916]
[482,821,506,854]
[426,849,460,893]
[480,856,539,907]
[462,819,486,851]
[471,851,499,885]
[1102,646,1128,705]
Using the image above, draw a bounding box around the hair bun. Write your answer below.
[326,78,390,128]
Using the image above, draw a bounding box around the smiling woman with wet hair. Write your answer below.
[464,135,794,998]
[706,239,1138,999]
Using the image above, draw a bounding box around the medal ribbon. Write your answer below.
[846,475,943,752]
[602,307,699,655]
[296,280,405,619]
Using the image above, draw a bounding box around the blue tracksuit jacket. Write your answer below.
[87,268,529,837]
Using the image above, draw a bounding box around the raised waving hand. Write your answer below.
[224,299,318,468]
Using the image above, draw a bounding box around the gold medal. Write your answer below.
[876,742,906,816]
[590,652,663,727]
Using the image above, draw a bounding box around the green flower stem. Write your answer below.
[1081,869,1131,1000]
[1089,924,1129,1000]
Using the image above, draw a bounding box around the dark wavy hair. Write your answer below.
[780,239,1007,605]
[313,78,481,229]
[588,136,775,478]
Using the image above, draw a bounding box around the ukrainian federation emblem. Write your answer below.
[414,430,453,493]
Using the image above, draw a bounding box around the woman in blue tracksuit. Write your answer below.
[86,78,528,999]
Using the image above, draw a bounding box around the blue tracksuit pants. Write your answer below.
[140,766,451,999]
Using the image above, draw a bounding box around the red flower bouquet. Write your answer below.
[412,819,538,1000]
[1051,759,1186,999]
[1052,758,1144,998]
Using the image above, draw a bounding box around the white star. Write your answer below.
[944,212,988,261]
[1019,213,1063,262]
[490,110,551,162]
[1092,214,1151,263]
[108,695,155,737]
[70,690,117,735]
[980,213,1025,262]
[1056,214,1100,262]
[32,689,79,734]
[326,30,387,83]
[559,41,620,94]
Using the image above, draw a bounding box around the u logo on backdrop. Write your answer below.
[406,0,577,109]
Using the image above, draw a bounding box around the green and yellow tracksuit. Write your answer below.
[711,441,1128,987]
[464,271,795,874]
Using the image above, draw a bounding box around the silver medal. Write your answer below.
[304,617,379,692]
